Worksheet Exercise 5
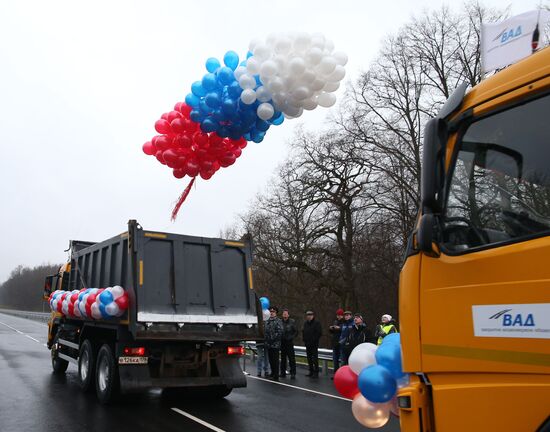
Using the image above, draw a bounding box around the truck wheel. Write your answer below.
[78,340,95,392]
[51,335,68,374]
[95,344,120,404]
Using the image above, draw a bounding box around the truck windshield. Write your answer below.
[443,93,550,252]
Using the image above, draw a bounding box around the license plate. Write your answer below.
[118,356,148,365]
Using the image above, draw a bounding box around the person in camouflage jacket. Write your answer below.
[265,306,284,380]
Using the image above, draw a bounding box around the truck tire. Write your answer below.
[95,344,120,404]
[78,339,95,392]
[51,335,68,374]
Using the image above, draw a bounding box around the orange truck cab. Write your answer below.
[398,47,550,431]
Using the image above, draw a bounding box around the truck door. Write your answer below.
[419,91,550,431]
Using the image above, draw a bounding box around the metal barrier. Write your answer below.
[243,341,334,376]
[0,309,50,323]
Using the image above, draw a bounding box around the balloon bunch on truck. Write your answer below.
[44,220,261,404]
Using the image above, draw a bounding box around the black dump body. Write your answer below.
[66,220,261,342]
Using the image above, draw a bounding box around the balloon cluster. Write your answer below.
[143,102,248,181]
[242,32,348,120]
[49,287,129,320]
[259,296,270,321]
[333,334,408,429]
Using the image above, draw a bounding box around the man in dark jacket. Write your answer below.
[265,306,283,381]
[339,311,354,364]
[329,308,345,375]
[343,313,372,358]
[280,308,298,379]
[302,310,322,378]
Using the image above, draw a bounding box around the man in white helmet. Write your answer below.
[375,314,398,345]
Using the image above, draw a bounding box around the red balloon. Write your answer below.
[233,147,242,158]
[155,119,172,134]
[70,293,78,302]
[209,134,224,148]
[167,110,182,122]
[68,303,74,316]
[57,301,63,313]
[87,293,97,305]
[163,149,179,165]
[179,103,192,116]
[142,141,156,156]
[173,168,186,179]
[115,294,128,310]
[193,132,209,147]
[85,303,92,317]
[200,170,215,180]
[170,118,186,133]
[160,112,170,120]
[155,150,166,165]
[174,102,184,112]
[174,134,192,148]
[334,366,360,399]
[186,160,200,177]
[155,135,173,151]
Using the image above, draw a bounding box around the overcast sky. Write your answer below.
[0,0,538,283]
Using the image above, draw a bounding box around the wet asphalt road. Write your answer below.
[0,312,400,432]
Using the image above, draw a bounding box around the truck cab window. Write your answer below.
[443,93,550,252]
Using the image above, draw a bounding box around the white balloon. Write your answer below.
[257,103,275,121]
[324,81,340,92]
[274,36,292,54]
[268,77,284,93]
[253,43,271,62]
[310,78,326,92]
[246,57,260,75]
[333,51,348,66]
[284,104,302,118]
[324,39,335,53]
[288,57,306,76]
[293,32,311,52]
[327,65,346,82]
[262,309,270,321]
[260,60,277,78]
[248,37,262,53]
[302,97,318,111]
[317,92,337,108]
[351,395,391,429]
[299,69,316,84]
[239,74,256,90]
[256,86,272,103]
[266,32,278,47]
[306,47,324,66]
[111,285,124,299]
[91,302,102,320]
[73,302,81,317]
[310,32,326,49]
[234,66,248,81]
[240,88,257,104]
[105,302,121,317]
[349,342,378,374]
[318,56,337,75]
[292,86,311,101]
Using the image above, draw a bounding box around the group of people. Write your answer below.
[330,309,397,374]
[256,306,397,380]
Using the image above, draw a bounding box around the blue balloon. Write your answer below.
[228,129,243,140]
[223,51,240,70]
[211,109,225,122]
[205,92,221,109]
[271,114,284,126]
[200,118,219,133]
[221,98,237,115]
[99,290,114,305]
[259,297,270,310]
[256,120,270,132]
[375,341,405,379]
[202,73,218,91]
[185,93,200,108]
[246,51,253,59]
[199,99,213,115]
[255,75,262,86]
[217,66,235,85]
[190,109,203,123]
[382,333,401,345]
[244,132,252,141]
[228,81,242,98]
[191,81,206,97]
[358,365,397,403]
[99,303,110,319]
[205,57,221,73]
[239,60,247,67]
[217,126,230,138]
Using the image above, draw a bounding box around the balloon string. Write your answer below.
[171,177,196,221]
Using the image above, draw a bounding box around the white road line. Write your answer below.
[171,408,226,432]
[0,320,46,346]
[247,375,352,402]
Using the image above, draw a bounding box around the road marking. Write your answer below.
[247,375,352,402]
[0,319,46,346]
[171,408,226,432]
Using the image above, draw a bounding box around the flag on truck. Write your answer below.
[481,9,550,74]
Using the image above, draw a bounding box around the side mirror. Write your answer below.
[417,213,438,255]
[421,118,447,213]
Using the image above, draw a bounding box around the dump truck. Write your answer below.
[43,220,261,403]
[397,47,550,431]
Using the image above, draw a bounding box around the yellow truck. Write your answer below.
[398,47,550,431]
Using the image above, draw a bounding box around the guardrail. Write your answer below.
[0,309,336,374]
[0,309,50,323]
[243,341,334,376]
